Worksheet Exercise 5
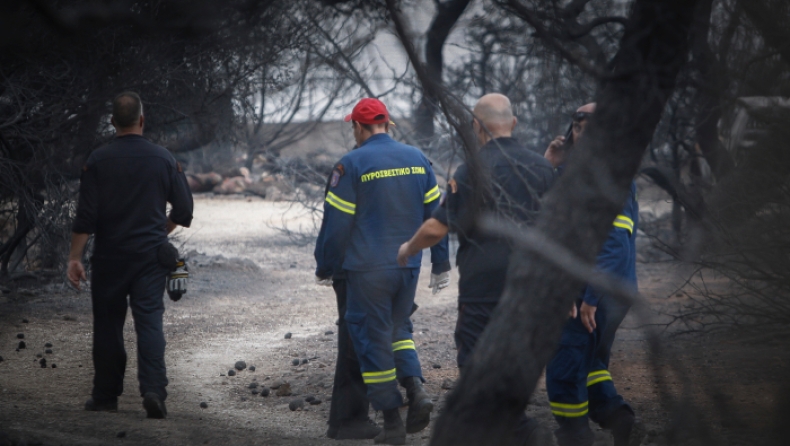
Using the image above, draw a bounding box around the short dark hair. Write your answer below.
[355,121,385,133]
[112,92,142,128]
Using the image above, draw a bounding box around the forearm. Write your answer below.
[69,233,90,261]
[404,218,449,257]
[166,217,178,234]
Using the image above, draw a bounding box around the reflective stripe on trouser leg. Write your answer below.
[392,340,415,351]
[587,370,613,387]
[345,269,409,411]
[393,270,424,382]
[550,401,589,417]
[362,368,397,385]
[392,338,422,381]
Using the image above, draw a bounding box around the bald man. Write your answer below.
[397,93,555,446]
[543,103,643,446]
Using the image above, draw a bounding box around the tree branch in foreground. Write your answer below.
[427,0,700,444]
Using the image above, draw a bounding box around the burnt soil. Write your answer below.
[1,194,788,446]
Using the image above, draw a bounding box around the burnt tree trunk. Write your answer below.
[691,0,734,180]
[429,0,700,444]
[413,0,472,146]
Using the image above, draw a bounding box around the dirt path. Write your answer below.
[0,195,784,445]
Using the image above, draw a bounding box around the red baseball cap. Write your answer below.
[344,98,394,125]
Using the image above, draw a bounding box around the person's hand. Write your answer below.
[397,242,413,267]
[544,135,567,168]
[569,303,578,319]
[315,275,333,287]
[429,272,450,295]
[67,259,87,291]
[579,302,597,333]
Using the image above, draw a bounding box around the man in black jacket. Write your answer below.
[397,93,555,446]
[67,91,193,419]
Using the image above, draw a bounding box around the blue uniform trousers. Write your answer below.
[345,268,423,411]
[545,298,633,446]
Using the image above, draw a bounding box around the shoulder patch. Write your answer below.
[449,179,458,194]
[336,164,345,176]
[330,170,341,187]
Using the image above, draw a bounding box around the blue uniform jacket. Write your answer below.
[315,133,449,277]
[582,181,639,307]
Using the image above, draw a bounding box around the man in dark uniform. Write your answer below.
[543,103,643,446]
[320,151,451,441]
[397,93,556,446]
[67,91,193,419]
[315,98,441,445]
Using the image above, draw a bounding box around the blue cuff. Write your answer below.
[431,261,451,275]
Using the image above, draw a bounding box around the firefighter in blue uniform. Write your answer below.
[320,150,451,441]
[315,98,443,445]
[543,103,644,446]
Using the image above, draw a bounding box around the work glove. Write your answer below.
[167,259,188,301]
[315,275,333,287]
[429,271,450,295]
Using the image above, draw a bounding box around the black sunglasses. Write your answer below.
[572,111,592,123]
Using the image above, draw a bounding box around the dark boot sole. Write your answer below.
[613,420,646,446]
[626,421,646,446]
[525,424,555,446]
[406,398,434,434]
[143,394,167,419]
[335,427,382,440]
[374,434,406,445]
[84,400,118,412]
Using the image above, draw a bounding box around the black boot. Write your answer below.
[602,407,644,446]
[400,376,433,434]
[143,392,167,419]
[374,408,406,445]
[514,415,554,446]
[329,418,382,440]
[554,417,595,446]
[84,397,117,412]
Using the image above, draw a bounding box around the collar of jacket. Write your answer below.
[359,133,393,148]
[480,136,520,153]
[114,134,146,141]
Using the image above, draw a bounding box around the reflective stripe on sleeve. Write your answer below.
[326,191,356,215]
[549,401,589,417]
[392,340,416,351]
[613,214,634,234]
[587,370,613,387]
[424,185,441,204]
[362,368,397,384]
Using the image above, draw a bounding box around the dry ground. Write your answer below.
[1,193,787,445]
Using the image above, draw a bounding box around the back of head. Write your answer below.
[112,92,143,129]
[474,93,515,137]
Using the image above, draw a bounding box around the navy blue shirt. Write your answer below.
[315,133,443,276]
[433,137,556,303]
[73,134,193,257]
[554,157,639,306]
[317,151,450,280]
[581,181,638,306]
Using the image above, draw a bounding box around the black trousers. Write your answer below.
[90,253,169,402]
[455,302,536,446]
[328,278,370,427]
[454,302,498,368]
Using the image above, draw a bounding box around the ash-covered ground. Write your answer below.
[1,191,786,445]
